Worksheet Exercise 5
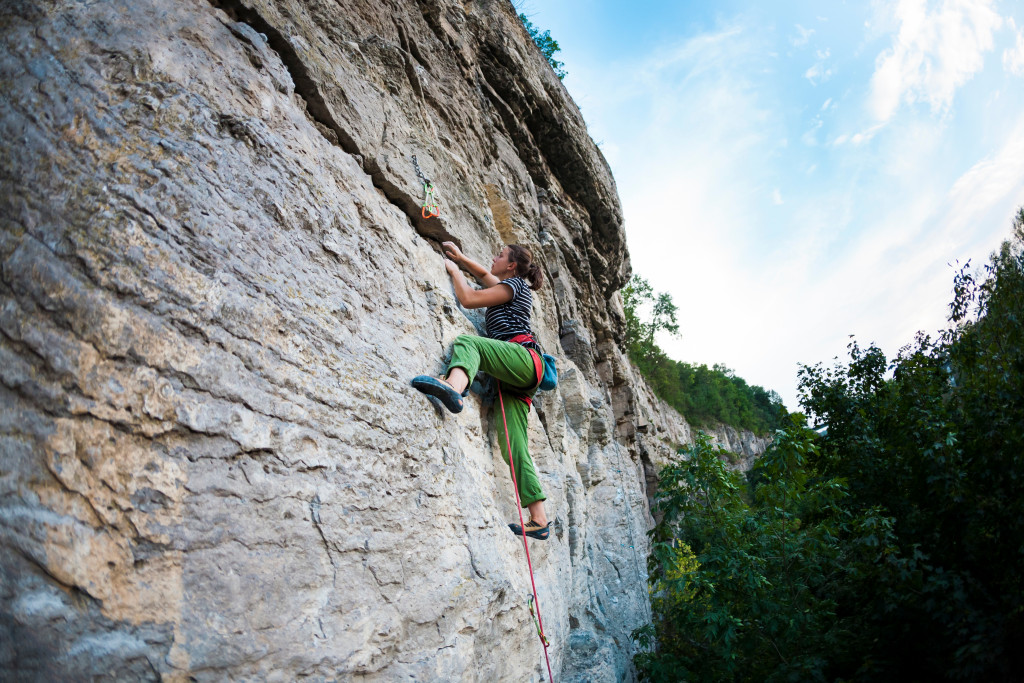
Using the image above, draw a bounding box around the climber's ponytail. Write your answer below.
[507,244,544,290]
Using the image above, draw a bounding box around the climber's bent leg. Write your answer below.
[447,334,536,391]
[443,334,547,515]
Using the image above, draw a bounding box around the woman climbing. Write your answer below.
[412,241,551,541]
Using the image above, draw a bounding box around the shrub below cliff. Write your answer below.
[635,210,1024,681]
[635,425,885,682]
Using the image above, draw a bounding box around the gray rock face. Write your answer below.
[0,1,764,680]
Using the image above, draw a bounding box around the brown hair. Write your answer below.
[507,244,544,290]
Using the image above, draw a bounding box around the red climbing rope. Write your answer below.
[497,381,555,683]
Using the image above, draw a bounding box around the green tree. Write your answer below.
[797,208,1024,679]
[635,424,887,681]
[622,274,679,362]
[518,13,567,79]
[636,209,1024,680]
[621,274,786,433]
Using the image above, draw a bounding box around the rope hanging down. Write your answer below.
[497,381,555,683]
[412,154,439,219]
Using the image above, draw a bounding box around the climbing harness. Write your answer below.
[507,334,558,395]
[498,380,555,683]
[411,154,440,219]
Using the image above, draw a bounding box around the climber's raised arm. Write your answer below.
[444,258,513,309]
[443,241,500,288]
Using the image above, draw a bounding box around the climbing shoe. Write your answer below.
[509,519,551,540]
[412,375,464,413]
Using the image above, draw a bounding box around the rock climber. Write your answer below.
[412,241,551,540]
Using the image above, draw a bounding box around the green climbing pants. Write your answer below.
[447,334,545,508]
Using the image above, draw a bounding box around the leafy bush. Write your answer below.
[635,209,1024,680]
[518,13,567,79]
[635,425,889,682]
[796,208,1024,679]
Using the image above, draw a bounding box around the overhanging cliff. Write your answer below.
[0,1,762,680]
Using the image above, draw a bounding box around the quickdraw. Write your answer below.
[422,183,439,219]
[411,154,440,219]
[528,595,550,647]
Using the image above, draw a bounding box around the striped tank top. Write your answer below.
[485,276,534,343]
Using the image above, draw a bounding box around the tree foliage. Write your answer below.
[518,13,567,79]
[635,210,1024,681]
[796,208,1024,680]
[635,424,890,682]
[622,275,786,434]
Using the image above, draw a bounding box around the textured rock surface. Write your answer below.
[0,0,766,680]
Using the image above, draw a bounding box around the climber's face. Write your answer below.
[491,246,516,279]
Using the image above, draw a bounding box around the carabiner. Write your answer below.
[421,182,439,219]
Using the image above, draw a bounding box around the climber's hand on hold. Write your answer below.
[441,243,496,288]
[444,257,460,278]
[442,241,464,263]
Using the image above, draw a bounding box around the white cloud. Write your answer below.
[1004,21,1024,75]
[550,5,1023,411]
[850,123,885,145]
[802,118,824,145]
[636,26,746,84]
[945,115,1024,234]
[791,24,815,47]
[573,20,813,404]
[869,0,1003,122]
[831,122,884,147]
[805,48,833,84]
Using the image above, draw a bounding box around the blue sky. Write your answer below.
[519,0,1024,410]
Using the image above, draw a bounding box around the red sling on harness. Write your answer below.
[506,334,544,408]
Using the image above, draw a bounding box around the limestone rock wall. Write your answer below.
[0,1,764,680]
